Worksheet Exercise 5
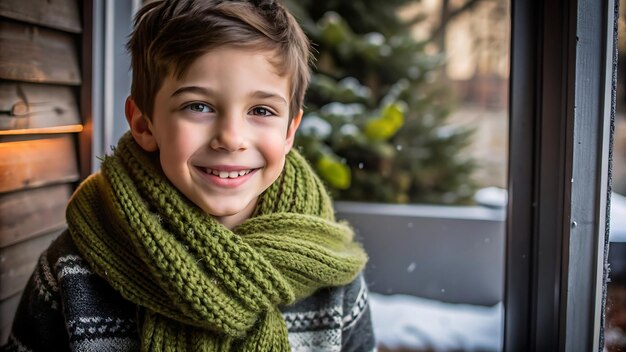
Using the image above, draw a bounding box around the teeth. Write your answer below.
[205,168,252,179]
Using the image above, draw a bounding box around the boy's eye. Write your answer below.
[186,103,211,113]
[250,107,274,117]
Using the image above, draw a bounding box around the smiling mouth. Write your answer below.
[200,168,255,179]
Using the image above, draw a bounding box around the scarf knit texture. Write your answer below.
[65,132,367,351]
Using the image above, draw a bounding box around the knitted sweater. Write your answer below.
[4,231,376,352]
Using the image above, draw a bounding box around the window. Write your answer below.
[284,0,510,350]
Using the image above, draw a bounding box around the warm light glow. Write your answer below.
[0,124,83,136]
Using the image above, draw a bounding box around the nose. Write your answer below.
[209,113,247,152]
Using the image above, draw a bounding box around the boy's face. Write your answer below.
[127,46,302,229]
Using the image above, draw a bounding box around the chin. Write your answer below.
[203,203,250,217]
[208,209,241,217]
[194,196,258,225]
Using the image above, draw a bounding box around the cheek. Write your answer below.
[157,132,199,170]
[259,130,291,162]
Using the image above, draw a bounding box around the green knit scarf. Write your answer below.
[66,132,367,351]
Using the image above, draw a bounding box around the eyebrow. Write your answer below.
[250,91,288,106]
[171,86,214,97]
[171,86,288,105]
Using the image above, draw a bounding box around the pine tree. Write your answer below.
[286,0,478,204]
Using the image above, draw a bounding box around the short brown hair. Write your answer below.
[126,0,311,120]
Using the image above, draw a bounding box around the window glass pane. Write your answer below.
[606,1,626,350]
[285,0,509,350]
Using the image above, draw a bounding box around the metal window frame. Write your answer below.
[87,0,136,173]
[505,0,617,350]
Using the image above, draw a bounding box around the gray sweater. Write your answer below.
[3,231,376,352]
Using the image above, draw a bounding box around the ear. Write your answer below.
[284,109,303,154]
[125,97,158,152]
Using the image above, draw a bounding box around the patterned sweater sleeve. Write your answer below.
[341,273,376,352]
[3,241,70,351]
[3,232,138,352]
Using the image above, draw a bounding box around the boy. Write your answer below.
[4,0,375,351]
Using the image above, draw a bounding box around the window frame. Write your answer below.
[87,0,137,172]
[505,0,616,350]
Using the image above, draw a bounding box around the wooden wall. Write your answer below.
[0,0,89,345]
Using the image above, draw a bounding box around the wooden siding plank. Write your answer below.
[0,83,81,131]
[0,184,70,248]
[0,0,81,33]
[0,20,81,84]
[0,292,20,346]
[0,230,60,301]
[0,125,83,136]
[0,135,79,193]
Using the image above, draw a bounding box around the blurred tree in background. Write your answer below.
[285,0,478,204]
